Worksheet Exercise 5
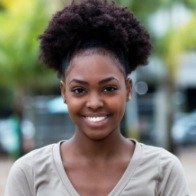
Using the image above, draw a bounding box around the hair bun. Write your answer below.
[39,0,152,76]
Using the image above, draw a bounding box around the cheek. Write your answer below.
[66,101,81,124]
[107,94,127,112]
[66,98,82,114]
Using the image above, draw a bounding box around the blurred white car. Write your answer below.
[0,117,35,156]
[172,111,196,145]
[0,118,20,154]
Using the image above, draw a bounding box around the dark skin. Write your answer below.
[60,50,135,196]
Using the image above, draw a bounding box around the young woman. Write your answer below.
[5,0,189,195]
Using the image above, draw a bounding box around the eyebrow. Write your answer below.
[69,79,88,85]
[99,77,119,84]
[69,77,119,85]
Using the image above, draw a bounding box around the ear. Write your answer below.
[60,80,66,103]
[126,78,132,101]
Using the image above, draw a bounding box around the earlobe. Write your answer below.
[126,78,132,101]
[60,81,66,103]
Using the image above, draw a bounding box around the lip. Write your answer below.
[82,113,111,118]
[81,113,111,128]
[85,116,107,122]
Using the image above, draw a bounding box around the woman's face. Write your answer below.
[60,51,132,141]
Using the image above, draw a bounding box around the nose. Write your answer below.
[86,93,103,110]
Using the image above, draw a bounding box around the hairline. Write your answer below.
[61,47,127,80]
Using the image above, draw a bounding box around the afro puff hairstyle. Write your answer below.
[39,0,152,77]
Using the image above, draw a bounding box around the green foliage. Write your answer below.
[153,15,196,78]
[0,0,195,93]
[159,15,196,77]
[182,16,196,50]
[0,87,14,115]
[0,0,57,92]
[116,0,196,78]
[184,0,196,10]
[115,0,180,24]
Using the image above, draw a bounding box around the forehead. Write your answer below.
[65,52,125,82]
[65,48,125,78]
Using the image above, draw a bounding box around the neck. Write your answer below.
[66,130,129,160]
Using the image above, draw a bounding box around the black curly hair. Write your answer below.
[39,0,152,78]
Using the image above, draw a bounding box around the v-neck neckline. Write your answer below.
[53,139,142,196]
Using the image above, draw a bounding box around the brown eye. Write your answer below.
[71,87,86,95]
[103,86,118,93]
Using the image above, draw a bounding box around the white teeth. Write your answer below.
[86,116,107,122]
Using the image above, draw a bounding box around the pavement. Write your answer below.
[0,156,13,196]
[178,145,196,196]
[0,146,196,195]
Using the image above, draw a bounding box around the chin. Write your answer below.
[82,128,117,142]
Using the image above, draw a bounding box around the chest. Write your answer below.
[34,157,158,196]
[64,161,128,196]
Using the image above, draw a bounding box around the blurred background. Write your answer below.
[0,0,196,195]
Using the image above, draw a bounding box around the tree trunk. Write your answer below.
[165,76,177,154]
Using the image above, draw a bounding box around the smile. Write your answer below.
[85,116,108,123]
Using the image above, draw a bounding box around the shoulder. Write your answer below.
[133,140,186,181]
[5,143,61,195]
[16,143,56,168]
[8,143,59,182]
[5,143,59,196]
[7,143,57,178]
[135,141,179,167]
[133,140,181,178]
[135,141,189,195]
[141,143,183,177]
[136,141,180,167]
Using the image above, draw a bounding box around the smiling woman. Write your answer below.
[5,0,190,196]
[60,52,130,141]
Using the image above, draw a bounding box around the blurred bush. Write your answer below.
[0,0,61,116]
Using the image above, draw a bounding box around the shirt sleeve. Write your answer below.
[157,149,190,196]
[5,158,34,196]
